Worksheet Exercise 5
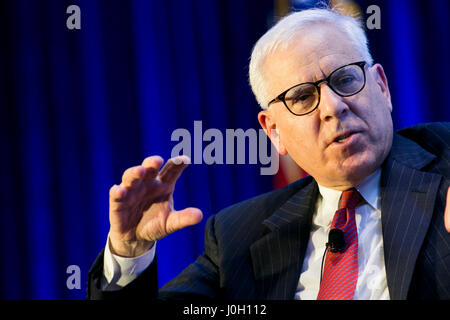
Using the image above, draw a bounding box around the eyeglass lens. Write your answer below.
[284,64,364,115]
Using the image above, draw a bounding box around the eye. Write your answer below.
[286,85,317,105]
[335,75,356,86]
[293,93,313,103]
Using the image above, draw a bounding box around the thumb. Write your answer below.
[445,187,450,233]
[166,207,203,234]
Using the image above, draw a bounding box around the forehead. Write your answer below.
[263,24,363,94]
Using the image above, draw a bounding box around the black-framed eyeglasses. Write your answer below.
[267,61,367,116]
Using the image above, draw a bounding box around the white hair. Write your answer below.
[248,7,374,109]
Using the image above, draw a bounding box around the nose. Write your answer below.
[318,84,350,122]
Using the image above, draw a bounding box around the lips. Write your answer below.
[329,131,360,146]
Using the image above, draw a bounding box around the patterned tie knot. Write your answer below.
[338,188,362,210]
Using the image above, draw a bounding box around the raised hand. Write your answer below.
[108,155,203,257]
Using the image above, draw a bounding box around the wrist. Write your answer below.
[108,236,154,258]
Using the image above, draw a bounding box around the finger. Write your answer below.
[158,155,191,184]
[142,156,164,180]
[121,166,146,188]
[445,187,450,233]
[109,184,127,203]
[165,207,203,234]
[171,155,191,165]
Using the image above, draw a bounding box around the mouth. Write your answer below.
[330,131,360,146]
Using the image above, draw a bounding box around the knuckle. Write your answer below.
[142,155,163,168]
[122,166,143,183]
[121,167,133,181]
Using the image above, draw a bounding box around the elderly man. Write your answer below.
[88,8,450,300]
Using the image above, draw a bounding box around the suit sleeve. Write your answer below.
[87,248,159,300]
[86,215,221,300]
[158,215,221,300]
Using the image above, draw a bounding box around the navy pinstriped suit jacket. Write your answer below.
[88,122,450,300]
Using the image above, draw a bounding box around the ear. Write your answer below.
[258,109,288,155]
[371,63,392,112]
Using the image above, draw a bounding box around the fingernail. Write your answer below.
[177,155,191,165]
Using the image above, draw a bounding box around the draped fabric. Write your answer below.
[0,0,449,299]
[368,0,450,128]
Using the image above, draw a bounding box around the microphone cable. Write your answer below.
[320,228,345,284]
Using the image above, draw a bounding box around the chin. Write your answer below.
[339,152,380,183]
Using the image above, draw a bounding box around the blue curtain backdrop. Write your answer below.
[0,0,449,299]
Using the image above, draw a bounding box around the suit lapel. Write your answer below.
[250,178,318,299]
[380,134,441,300]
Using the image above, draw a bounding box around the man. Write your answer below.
[88,8,450,300]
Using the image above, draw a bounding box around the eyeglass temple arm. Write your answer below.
[267,97,280,108]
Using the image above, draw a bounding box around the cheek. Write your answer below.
[279,118,322,162]
[365,79,392,121]
[366,103,393,142]
[351,90,392,143]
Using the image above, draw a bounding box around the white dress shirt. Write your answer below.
[295,169,389,299]
[102,237,156,291]
[103,169,390,299]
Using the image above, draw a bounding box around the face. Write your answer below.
[258,24,393,190]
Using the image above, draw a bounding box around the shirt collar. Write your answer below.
[317,168,381,212]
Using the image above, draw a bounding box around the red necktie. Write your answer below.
[317,188,362,300]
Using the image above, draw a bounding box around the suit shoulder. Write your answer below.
[397,122,450,157]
